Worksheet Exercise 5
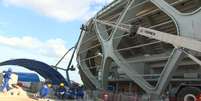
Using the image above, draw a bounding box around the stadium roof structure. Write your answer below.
[0,59,68,85]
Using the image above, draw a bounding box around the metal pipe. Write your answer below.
[55,47,75,68]
[66,24,86,86]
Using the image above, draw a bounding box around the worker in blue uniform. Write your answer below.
[39,83,50,98]
[56,83,66,99]
[2,68,12,93]
[77,86,84,99]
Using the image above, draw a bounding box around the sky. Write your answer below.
[0,0,113,84]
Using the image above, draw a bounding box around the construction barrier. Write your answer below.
[84,90,143,101]
[100,92,140,101]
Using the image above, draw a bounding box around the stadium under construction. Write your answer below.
[76,0,201,100]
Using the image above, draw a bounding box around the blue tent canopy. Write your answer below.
[16,72,40,82]
[0,59,68,85]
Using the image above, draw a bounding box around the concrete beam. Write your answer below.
[155,48,185,95]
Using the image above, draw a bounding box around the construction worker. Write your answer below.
[47,83,54,98]
[47,83,52,88]
[39,83,50,98]
[1,68,12,93]
[55,83,66,99]
[77,86,84,99]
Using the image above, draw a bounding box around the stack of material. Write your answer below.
[0,86,35,101]
[0,85,61,101]
[0,86,27,96]
[9,73,18,87]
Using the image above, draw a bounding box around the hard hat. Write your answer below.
[60,83,64,87]
[8,68,12,72]
[48,84,52,88]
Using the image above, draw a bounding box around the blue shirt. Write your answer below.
[39,85,49,97]
[3,71,12,81]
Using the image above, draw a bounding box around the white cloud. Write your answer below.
[0,35,67,58]
[2,0,113,22]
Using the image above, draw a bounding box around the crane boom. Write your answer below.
[95,19,201,53]
[136,27,201,53]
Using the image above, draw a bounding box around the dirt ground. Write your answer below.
[0,94,77,101]
[0,96,72,101]
[0,87,77,101]
[1,96,37,101]
[0,89,54,101]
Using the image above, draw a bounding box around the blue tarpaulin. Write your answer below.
[16,72,40,82]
